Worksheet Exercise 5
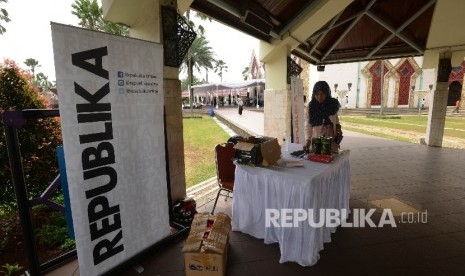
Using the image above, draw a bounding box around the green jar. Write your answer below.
[312,137,322,154]
[320,137,332,155]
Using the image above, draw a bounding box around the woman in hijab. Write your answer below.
[304,81,343,152]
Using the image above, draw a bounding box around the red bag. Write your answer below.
[307,153,334,163]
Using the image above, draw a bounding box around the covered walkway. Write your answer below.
[48,111,465,276]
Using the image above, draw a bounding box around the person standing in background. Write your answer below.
[345,96,349,108]
[453,99,461,113]
[237,97,244,115]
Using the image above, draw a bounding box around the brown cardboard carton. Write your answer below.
[260,138,281,166]
[183,213,231,276]
[234,137,281,166]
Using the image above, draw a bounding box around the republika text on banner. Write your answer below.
[51,23,170,276]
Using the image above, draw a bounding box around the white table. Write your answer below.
[232,143,350,266]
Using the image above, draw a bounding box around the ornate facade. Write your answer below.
[362,58,421,108]
[313,57,465,108]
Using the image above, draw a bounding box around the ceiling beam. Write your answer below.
[178,0,195,14]
[321,52,421,64]
[259,0,352,62]
[321,0,378,61]
[309,11,363,41]
[426,0,465,49]
[367,0,435,58]
[205,0,241,17]
[292,48,321,64]
[309,11,343,55]
[278,0,327,38]
[366,11,424,53]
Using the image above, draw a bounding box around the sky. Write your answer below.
[0,0,259,83]
[0,0,79,79]
[186,14,259,83]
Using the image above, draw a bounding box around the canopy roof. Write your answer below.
[191,0,436,65]
[191,79,265,92]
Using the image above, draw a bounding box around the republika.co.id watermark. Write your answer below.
[265,208,428,228]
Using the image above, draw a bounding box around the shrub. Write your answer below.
[0,59,62,211]
[2,263,23,276]
[35,212,72,249]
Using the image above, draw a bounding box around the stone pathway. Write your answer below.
[215,107,264,136]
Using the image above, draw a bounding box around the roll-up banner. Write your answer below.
[51,23,170,276]
[291,77,305,144]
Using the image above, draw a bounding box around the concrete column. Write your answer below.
[164,72,187,202]
[425,58,452,147]
[261,44,291,143]
[112,0,186,201]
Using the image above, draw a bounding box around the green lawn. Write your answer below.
[340,115,465,139]
[183,117,230,188]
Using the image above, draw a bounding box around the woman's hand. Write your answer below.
[303,139,311,152]
[336,124,343,137]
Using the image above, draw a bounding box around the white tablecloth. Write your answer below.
[232,143,350,266]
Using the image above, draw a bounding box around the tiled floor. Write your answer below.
[46,130,465,276]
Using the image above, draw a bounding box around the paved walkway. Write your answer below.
[215,107,405,150]
[215,107,264,136]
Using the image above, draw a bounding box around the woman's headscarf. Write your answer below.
[309,81,340,126]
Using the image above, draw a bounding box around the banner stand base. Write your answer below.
[101,223,189,276]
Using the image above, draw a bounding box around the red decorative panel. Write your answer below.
[369,60,389,105]
[448,60,465,85]
[396,60,414,105]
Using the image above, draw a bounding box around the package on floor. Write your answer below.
[183,212,232,276]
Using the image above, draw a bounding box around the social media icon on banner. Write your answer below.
[117,71,124,78]
[118,80,124,86]
[118,88,125,95]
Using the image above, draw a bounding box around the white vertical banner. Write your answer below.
[291,77,305,144]
[51,23,170,276]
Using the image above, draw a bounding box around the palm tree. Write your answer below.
[214,60,228,82]
[242,66,249,81]
[72,0,100,30]
[182,36,216,114]
[71,0,128,35]
[0,0,10,35]
[24,58,40,81]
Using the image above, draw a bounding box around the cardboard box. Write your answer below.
[183,213,231,276]
[234,136,281,166]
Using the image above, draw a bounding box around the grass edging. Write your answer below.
[343,126,414,143]
[214,113,255,137]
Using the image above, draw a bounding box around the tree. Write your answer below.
[36,72,52,92]
[0,0,10,35]
[24,58,40,81]
[0,60,62,211]
[242,66,249,81]
[214,59,228,82]
[71,0,129,36]
[182,36,216,113]
[181,74,201,91]
[183,10,207,39]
